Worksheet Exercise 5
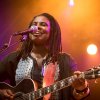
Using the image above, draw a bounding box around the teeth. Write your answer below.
[33,32,41,36]
[34,34,40,35]
[33,31,42,36]
[36,32,39,33]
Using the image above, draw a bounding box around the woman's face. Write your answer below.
[29,15,51,45]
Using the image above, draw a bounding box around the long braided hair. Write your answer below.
[19,13,62,62]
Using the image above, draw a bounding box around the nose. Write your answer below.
[30,26,38,32]
[36,25,42,30]
[37,26,41,30]
[35,23,43,30]
[30,25,41,31]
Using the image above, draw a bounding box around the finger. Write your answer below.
[2,90,11,98]
[74,71,82,79]
[74,71,81,74]
[6,89,14,96]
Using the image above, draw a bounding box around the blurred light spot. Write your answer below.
[87,44,98,55]
[69,0,74,6]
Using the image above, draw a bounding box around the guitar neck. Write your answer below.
[30,76,74,99]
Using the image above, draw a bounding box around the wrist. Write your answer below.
[73,86,90,100]
[75,86,89,93]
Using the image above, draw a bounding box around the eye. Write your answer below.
[41,22,48,26]
[31,22,37,26]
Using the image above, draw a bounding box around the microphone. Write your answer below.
[13,26,37,36]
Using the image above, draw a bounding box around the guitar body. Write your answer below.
[0,78,35,100]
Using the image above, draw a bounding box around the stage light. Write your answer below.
[69,0,74,6]
[87,44,98,55]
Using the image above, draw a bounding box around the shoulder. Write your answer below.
[1,51,20,62]
[58,52,74,60]
[6,51,20,58]
[58,52,77,71]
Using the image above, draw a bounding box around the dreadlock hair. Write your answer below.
[19,13,62,62]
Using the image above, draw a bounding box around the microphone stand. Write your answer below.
[0,35,27,55]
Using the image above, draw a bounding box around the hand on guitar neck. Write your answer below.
[72,71,88,91]
[72,71,90,100]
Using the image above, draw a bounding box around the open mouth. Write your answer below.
[33,31,42,36]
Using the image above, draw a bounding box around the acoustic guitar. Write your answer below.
[0,67,100,100]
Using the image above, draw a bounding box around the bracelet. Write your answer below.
[75,86,89,94]
[73,86,90,100]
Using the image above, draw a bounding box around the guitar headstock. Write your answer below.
[84,65,100,79]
